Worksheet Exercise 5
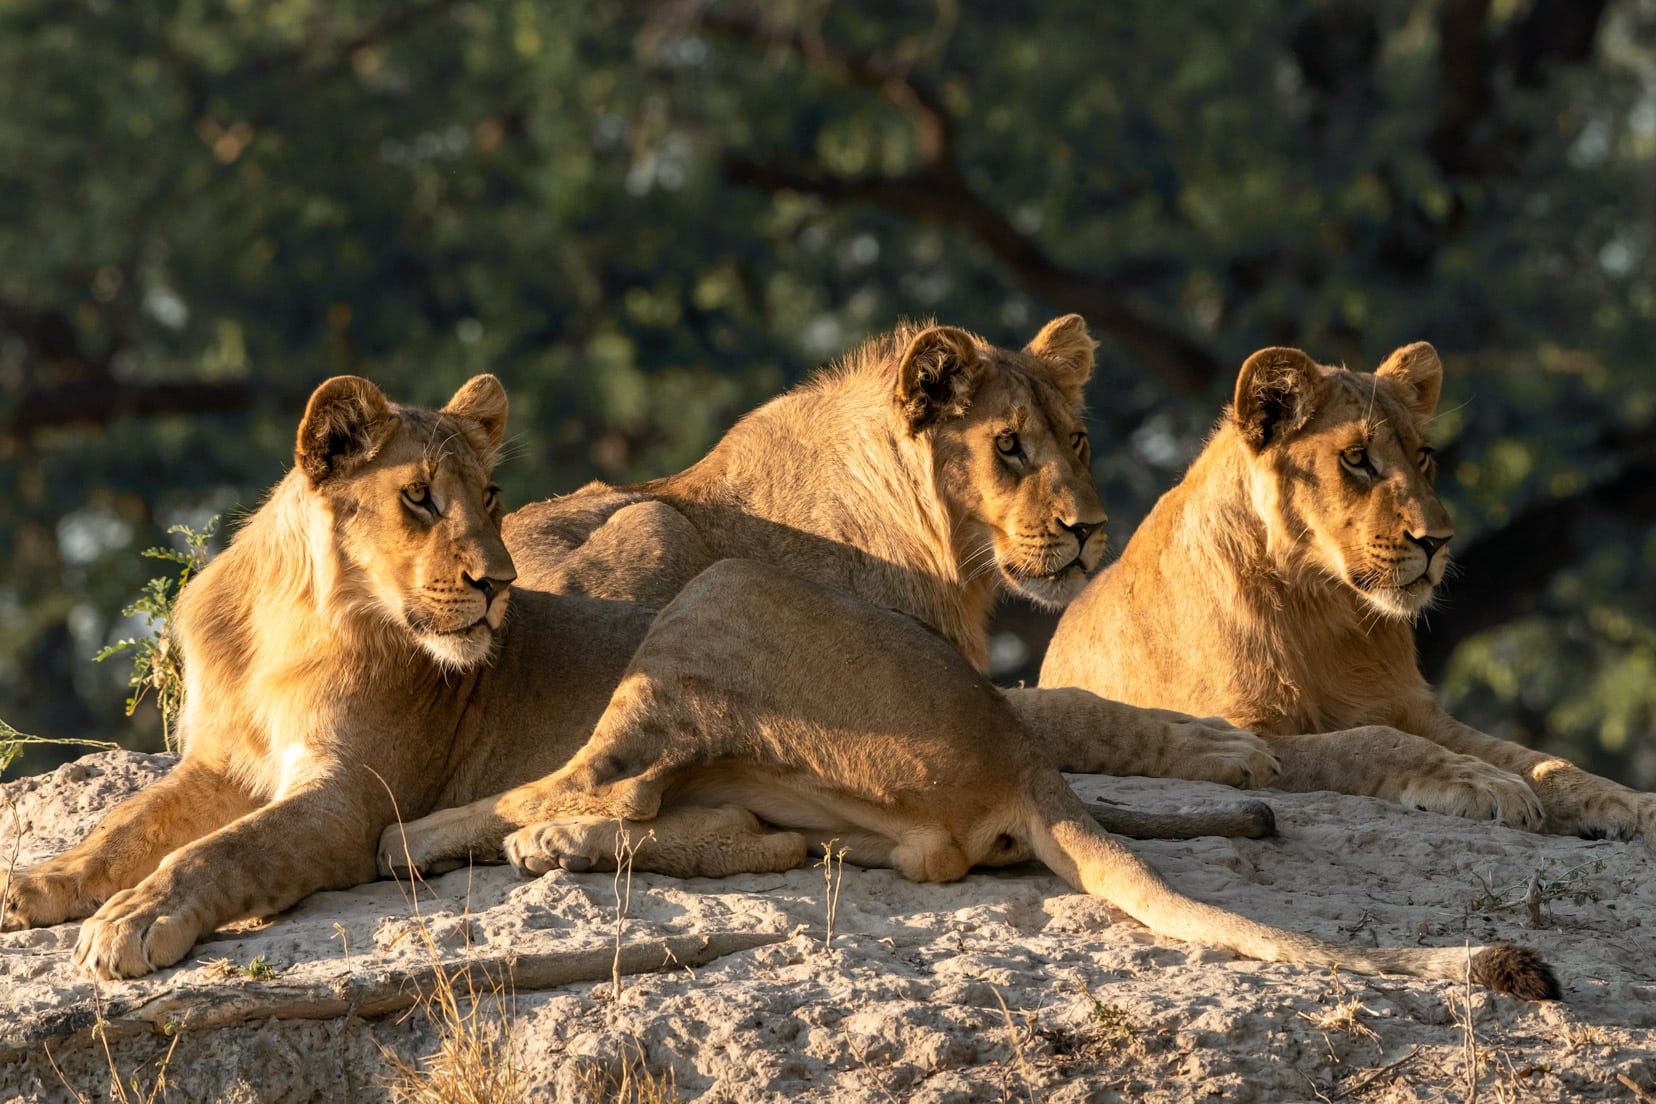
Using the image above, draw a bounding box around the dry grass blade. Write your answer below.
[990,987,1040,1104]
[610,821,652,1009]
[381,955,521,1104]
[376,799,523,1104]
[571,1036,683,1104]
[816,837,847,948]
[47,988,184,1104]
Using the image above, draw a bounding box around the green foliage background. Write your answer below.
[3,0,1654,785]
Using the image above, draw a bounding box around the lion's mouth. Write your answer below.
[405,609,491,637]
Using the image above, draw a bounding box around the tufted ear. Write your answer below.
[1375,341,1442,422]
[443,373,509,465]
[1024,314,1095,406]
[296,376,391,483]
[894,325,983,433]
[1232,347,1323,451]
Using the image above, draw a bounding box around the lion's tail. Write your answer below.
[1023,775,1559,1001]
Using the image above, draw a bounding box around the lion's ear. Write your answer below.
[1375,341,1442,421]
[1025,314,1095,405]
[895,325,982,433]
[1233,347,1322,451]
[444,374,509,464]
[296,376,391,483]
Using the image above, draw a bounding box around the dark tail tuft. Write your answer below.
[1470,943,1560,1001]
[1239,800,1276,838]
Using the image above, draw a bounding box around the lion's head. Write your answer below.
[295,373,517,668]
[1231,341,1451,619]
[893,314,1106,607]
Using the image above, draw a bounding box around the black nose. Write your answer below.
[464,573,510,599]
[1061,519,1102,547]
[1408,533,1450,559]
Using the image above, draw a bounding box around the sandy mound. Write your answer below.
[2,751,1653,1102]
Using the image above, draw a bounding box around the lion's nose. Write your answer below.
[1060,519,1102,548]
[464,572,514,599]
[1408,533,1450,560]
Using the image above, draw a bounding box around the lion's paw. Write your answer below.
[73,885,202,980]
[377,809,498,879]
[1397,760,1543,831]
[1170,719,1280,789]
[504,818,621,877]
[1,866,85,931]
[1567,788,1656,845]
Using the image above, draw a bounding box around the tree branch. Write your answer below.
[2,380,283,446]
[704,11,1221,392]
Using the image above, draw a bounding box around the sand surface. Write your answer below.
[2,751,1653,1102]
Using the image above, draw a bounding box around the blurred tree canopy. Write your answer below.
[3,0,1654,785]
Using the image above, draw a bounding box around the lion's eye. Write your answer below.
[1071,432,1088,458]
[1417,447,1435,472]
[1340,446,1370,472]
[484,484,501,510]
[403,484,434,513]
[996,432,1021,458]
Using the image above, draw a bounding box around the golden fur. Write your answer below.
[506,315,1277,787]
[3,372,1557,998]
[0,369,1259,978]
[1043,342,1656,841]
[385,557,1556,1000]
[0,376,657,977]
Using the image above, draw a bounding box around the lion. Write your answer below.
[0,372,1267,978]
[504,315,1280,790]
[3,374,1557,998]
[381,556,1557,1000]
[1041,341,1656,842]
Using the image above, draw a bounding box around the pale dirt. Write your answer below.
[2,751,1653,1103]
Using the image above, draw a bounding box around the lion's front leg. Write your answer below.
[3,759,256,932]
[1266,728,1544,830]
[74,785,382,979]
[1411,713,1656,842]
[1004,686,1280,788]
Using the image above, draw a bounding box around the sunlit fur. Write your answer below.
[1044,343,1656,844]
[506,314,1107,671]
[1235,345,1452,621]
[179,376,517,800]
[1044,342,1455,736]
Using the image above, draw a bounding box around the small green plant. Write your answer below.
[240,955,277,981]
[0,719,119,778]
[94,517,219,752]
[1088,998,1138,1049]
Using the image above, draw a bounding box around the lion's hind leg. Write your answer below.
[3,758,256,931]
[503,805,807,879]
[380,730,682,878]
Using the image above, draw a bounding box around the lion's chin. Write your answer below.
[415,622,496,671]
[1001,562,1092,610]
[1355,577,1435,621]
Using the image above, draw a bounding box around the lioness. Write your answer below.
[0,376,651,977]
[384,555,1557,1000]
[0,373,1260,978]
[505,315,1279,790]
[1042,342,1656,841]
[4,375,1556,998]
